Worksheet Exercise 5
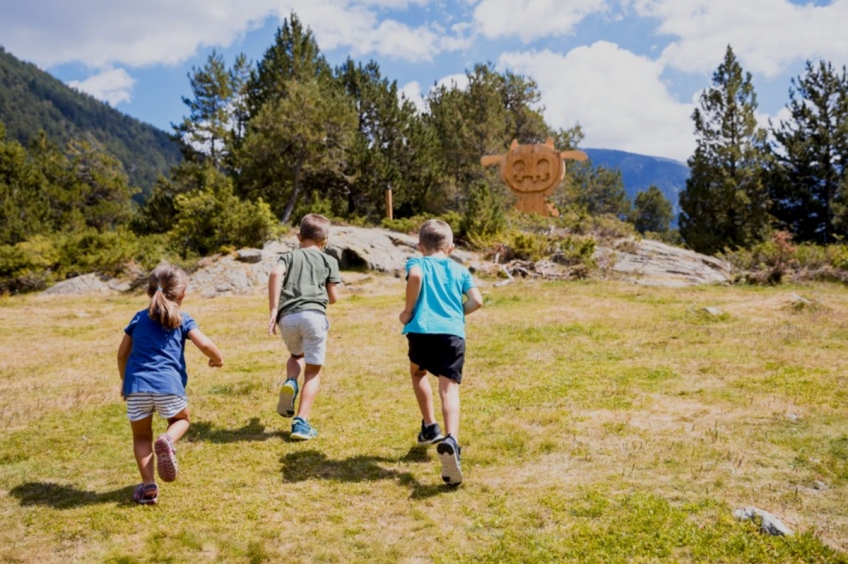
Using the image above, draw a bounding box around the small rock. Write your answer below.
[789,293,812,305]
[733,507,793,536]
[235,249,265,264]
[702,306,723,317]
[813,480,828,491]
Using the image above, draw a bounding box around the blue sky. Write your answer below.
[1,0,846,162]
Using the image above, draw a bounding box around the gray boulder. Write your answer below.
[598,238,731,287]
[733,507,793,536]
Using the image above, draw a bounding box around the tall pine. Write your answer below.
[770,60,848,244]
[679,46,771,255]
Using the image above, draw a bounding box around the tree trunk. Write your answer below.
[281,155,304,224]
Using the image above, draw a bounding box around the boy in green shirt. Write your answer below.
[268,214,341,440]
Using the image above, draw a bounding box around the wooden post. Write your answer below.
[385,186,393,221]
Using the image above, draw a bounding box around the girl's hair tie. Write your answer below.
[156,286,163,293]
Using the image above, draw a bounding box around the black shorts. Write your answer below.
[406,333,466,384]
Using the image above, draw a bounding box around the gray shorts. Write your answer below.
[126,393,188,421]
[278,310,330,365]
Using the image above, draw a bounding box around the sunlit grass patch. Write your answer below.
[2,279,848,562]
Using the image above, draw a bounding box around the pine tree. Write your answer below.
[770,60,848,244]
[679,46,771,255]
[631,185,673,234]
[559,162,630,219]
[174,50,236,168]
[335,58,441,218]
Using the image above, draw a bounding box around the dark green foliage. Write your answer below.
[169,167,277,257]
[0,125,52,244]
[236,15,356,224]
[631,185,673,234]
[680,46,771,255]
[459,180,507,239]
[174,50,236,168]
[559,161,631,219]
[770,61,848,244]
[0,229,168,293]
[246,13,333,113]
[238,79,356,224]
[425,63,551,206]
[335,58,442,220]
[0,46,180,196]
[0,126,136,245]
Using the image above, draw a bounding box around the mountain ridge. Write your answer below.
[584,147,689,224]
[0,45,180,197]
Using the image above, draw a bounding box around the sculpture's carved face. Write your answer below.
[502,144,563,194]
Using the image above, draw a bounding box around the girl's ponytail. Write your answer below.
[146,265,189,329]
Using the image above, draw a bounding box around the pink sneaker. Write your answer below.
[132,483,158,505]
[154,434,179,482]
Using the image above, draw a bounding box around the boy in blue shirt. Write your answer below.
[399,219,483,486]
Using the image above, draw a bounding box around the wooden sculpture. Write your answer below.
[481,138,588,216]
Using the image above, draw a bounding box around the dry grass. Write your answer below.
[1,278,848,563]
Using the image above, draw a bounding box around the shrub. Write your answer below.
[0,229,171,294]
[553,235,597,268]
[170,180,277,257]
[381,212,462,238]
[459,181,506,240]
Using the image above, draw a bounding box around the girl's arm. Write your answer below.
[268,263,286,335]
[464,287,484,315]
[327,282,338,305]
[188,329,224,367]
[117,334,132,399]
[399,265,423,325]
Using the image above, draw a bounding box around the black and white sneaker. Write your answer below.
[437,434,463,486]
[417,420,444,445]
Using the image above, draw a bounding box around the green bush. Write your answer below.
[170,180,277,257]
[553,234,597,268]
[0,229,171,294]
[459,181,506,240]
[381,212,462,238]
[505,230,550,262]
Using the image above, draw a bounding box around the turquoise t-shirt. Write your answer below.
[401,256,475,339]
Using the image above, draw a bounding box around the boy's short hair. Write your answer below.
[418,219,453,251]
[300,214,331,242]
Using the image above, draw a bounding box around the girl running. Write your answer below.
[117,264,223,504]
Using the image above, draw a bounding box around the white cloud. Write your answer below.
[67,67,136,106]
[435,73,470,90]
[400,80,426,112]
[631,0,848,77]
[0,0,461,69]
[473,0,607,42]
[499,42,695,161]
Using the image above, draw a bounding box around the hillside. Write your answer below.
[0,46,180,197]
[585,148,689,224]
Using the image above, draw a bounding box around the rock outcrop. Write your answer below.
[598,238,731,287]
[41,228,732,297]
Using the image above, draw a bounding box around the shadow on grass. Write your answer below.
[280,449,454,500]
[187,417,286,444]
[9,482,135,509]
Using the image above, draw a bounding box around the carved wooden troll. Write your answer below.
[481,138,587,216]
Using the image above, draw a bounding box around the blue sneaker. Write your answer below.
[436,435,463,486]
[277,378,298,417]
[290,416,318,441]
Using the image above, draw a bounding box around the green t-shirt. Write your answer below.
[276,247,342,321]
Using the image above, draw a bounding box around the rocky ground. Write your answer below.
[42,225,732,297]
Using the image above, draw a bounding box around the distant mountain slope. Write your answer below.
[0,46,180,197]
[584,148,689,225]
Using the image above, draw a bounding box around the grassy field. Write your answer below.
[2,275,848,563]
